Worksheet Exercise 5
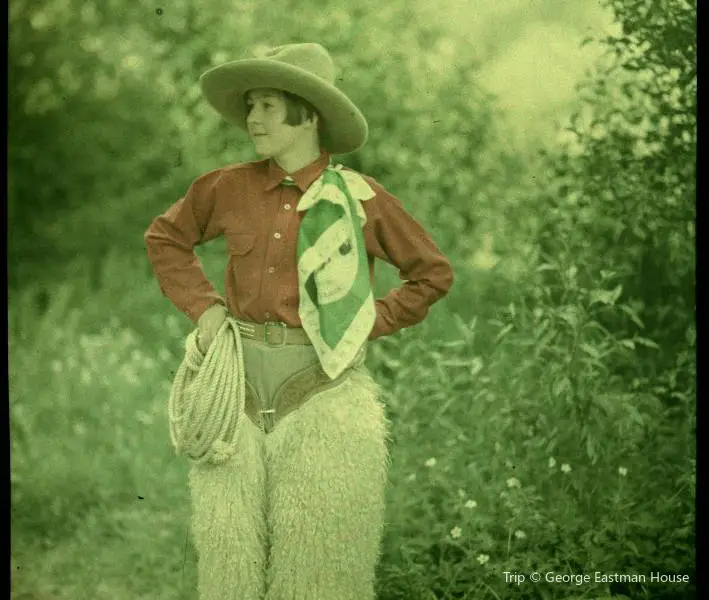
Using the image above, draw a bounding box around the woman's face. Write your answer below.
[245,88,307,159]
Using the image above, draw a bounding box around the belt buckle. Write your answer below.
[264,321,287,347]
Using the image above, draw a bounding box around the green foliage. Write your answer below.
[371,288,693,600]
[534,0,696,371]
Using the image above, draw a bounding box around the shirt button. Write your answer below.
[274,232,281,239]
[267,266,276,274]
[283,203,292,210]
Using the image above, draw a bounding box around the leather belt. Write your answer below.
[234,319,312,346]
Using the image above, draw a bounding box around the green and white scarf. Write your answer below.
[296,164,376,379]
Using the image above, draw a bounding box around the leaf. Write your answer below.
[620,339,635,350]
[470,357,484,376]
[625,540,640,556]
[580,343,601,359]
[536,263,558,272]
[634,336,660,349]
[589,284,623,306]
[534,318,551,338]
[619,304,645,328]
[452,313,473,341]
[626,405,645,426]
[442,340,466,349]
[552,376,571,398]
[585,434,597,463]
[495,324,514,342]
[383,357,402,369]
[582,320,612,337]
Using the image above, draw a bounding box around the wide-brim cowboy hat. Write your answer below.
[199,43,368,155]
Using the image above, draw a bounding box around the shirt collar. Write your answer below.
[264,149,331,193]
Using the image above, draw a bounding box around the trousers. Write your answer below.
[187,337,390,600]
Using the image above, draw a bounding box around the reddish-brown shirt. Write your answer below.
[144,150,454,339]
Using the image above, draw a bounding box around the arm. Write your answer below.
[362,179,455,339]
[143,168,227,324]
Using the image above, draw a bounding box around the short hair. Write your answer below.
[282,91,319,127]
[244,90,320,129]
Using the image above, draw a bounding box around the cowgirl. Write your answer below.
[145,43,454,600]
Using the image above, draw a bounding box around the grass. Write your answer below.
[10,248,695,600]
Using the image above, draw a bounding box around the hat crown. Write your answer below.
[255,43,336,85]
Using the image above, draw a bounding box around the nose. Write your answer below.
[246,106,261,127]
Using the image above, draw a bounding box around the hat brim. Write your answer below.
[200,59,368,154]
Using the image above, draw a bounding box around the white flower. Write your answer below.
[618,466,628,477]
[424,457,437,468]
[477,553,490,565]
[514,530,526,540]
[561,463,572,474]
[506,477,521,489]
[406,473,416,482]
[464,500,478,509]
[450,526,462,539]
[548,457,557,469]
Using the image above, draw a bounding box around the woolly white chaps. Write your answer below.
[188,368,390,600]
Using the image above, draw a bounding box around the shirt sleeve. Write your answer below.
[362,178,455,339]
[143,168,227,323]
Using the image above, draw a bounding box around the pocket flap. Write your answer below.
[227,232,256,256]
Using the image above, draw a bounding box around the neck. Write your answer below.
[274,143,321,174]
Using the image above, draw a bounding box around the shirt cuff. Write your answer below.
[188,296,227,324]
[368,299,395,340]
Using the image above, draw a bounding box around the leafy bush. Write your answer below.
[369,274,694,599]
[533,0,695,372]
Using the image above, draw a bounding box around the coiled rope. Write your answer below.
[168,317,245,464]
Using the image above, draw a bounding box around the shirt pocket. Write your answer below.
[226,231,257,288]
[226,231,256,256]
